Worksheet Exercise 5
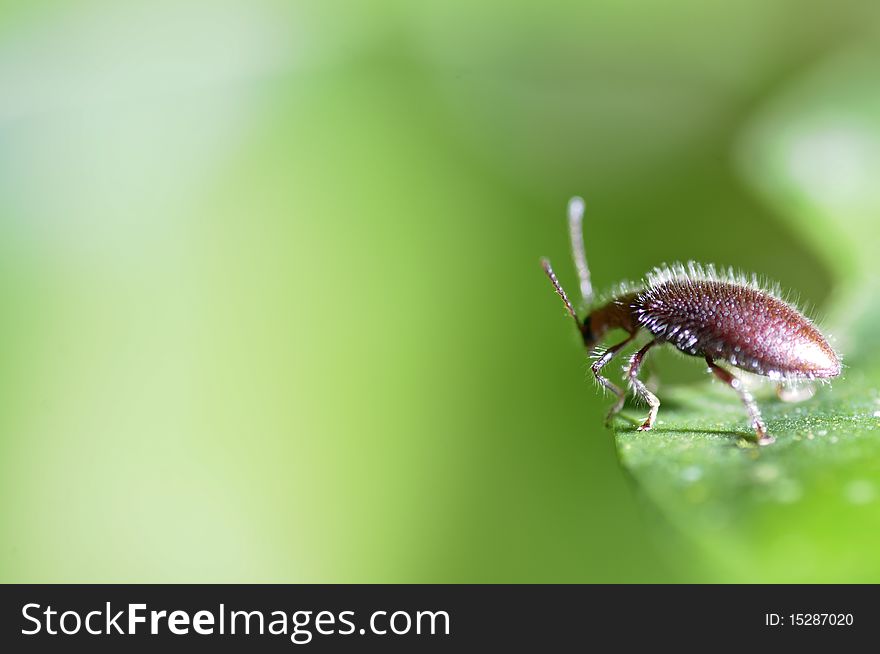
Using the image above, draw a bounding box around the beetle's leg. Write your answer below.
[591,334,636,425]
[627,340,660,431]
[705,357,773,446]
[776,382,815,403]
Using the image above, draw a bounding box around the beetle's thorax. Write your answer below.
[585,292,640,345]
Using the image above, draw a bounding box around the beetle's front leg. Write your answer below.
[591,334,636,425]
[626,340,660,431]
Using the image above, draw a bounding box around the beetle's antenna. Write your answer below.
[567,196,593,307]
[541,257,581,329]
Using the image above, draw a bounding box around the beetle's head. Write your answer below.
[580,315,597,350]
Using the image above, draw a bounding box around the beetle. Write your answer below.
[541,197,841,445]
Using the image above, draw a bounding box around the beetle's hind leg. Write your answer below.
[776,382,815,403]
[591,334,636,425]
[626,340,660,431]
[705,357,773,446]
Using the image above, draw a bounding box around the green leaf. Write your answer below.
[617,379,880,582]
[614,44,880,582]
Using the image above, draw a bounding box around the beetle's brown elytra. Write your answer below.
[541,197,841,446]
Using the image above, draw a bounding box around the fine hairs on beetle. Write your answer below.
[541,197,841,445]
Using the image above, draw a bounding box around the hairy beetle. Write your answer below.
[541,197,841,445]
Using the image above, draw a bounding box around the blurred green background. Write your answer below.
[1,1,879,582]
